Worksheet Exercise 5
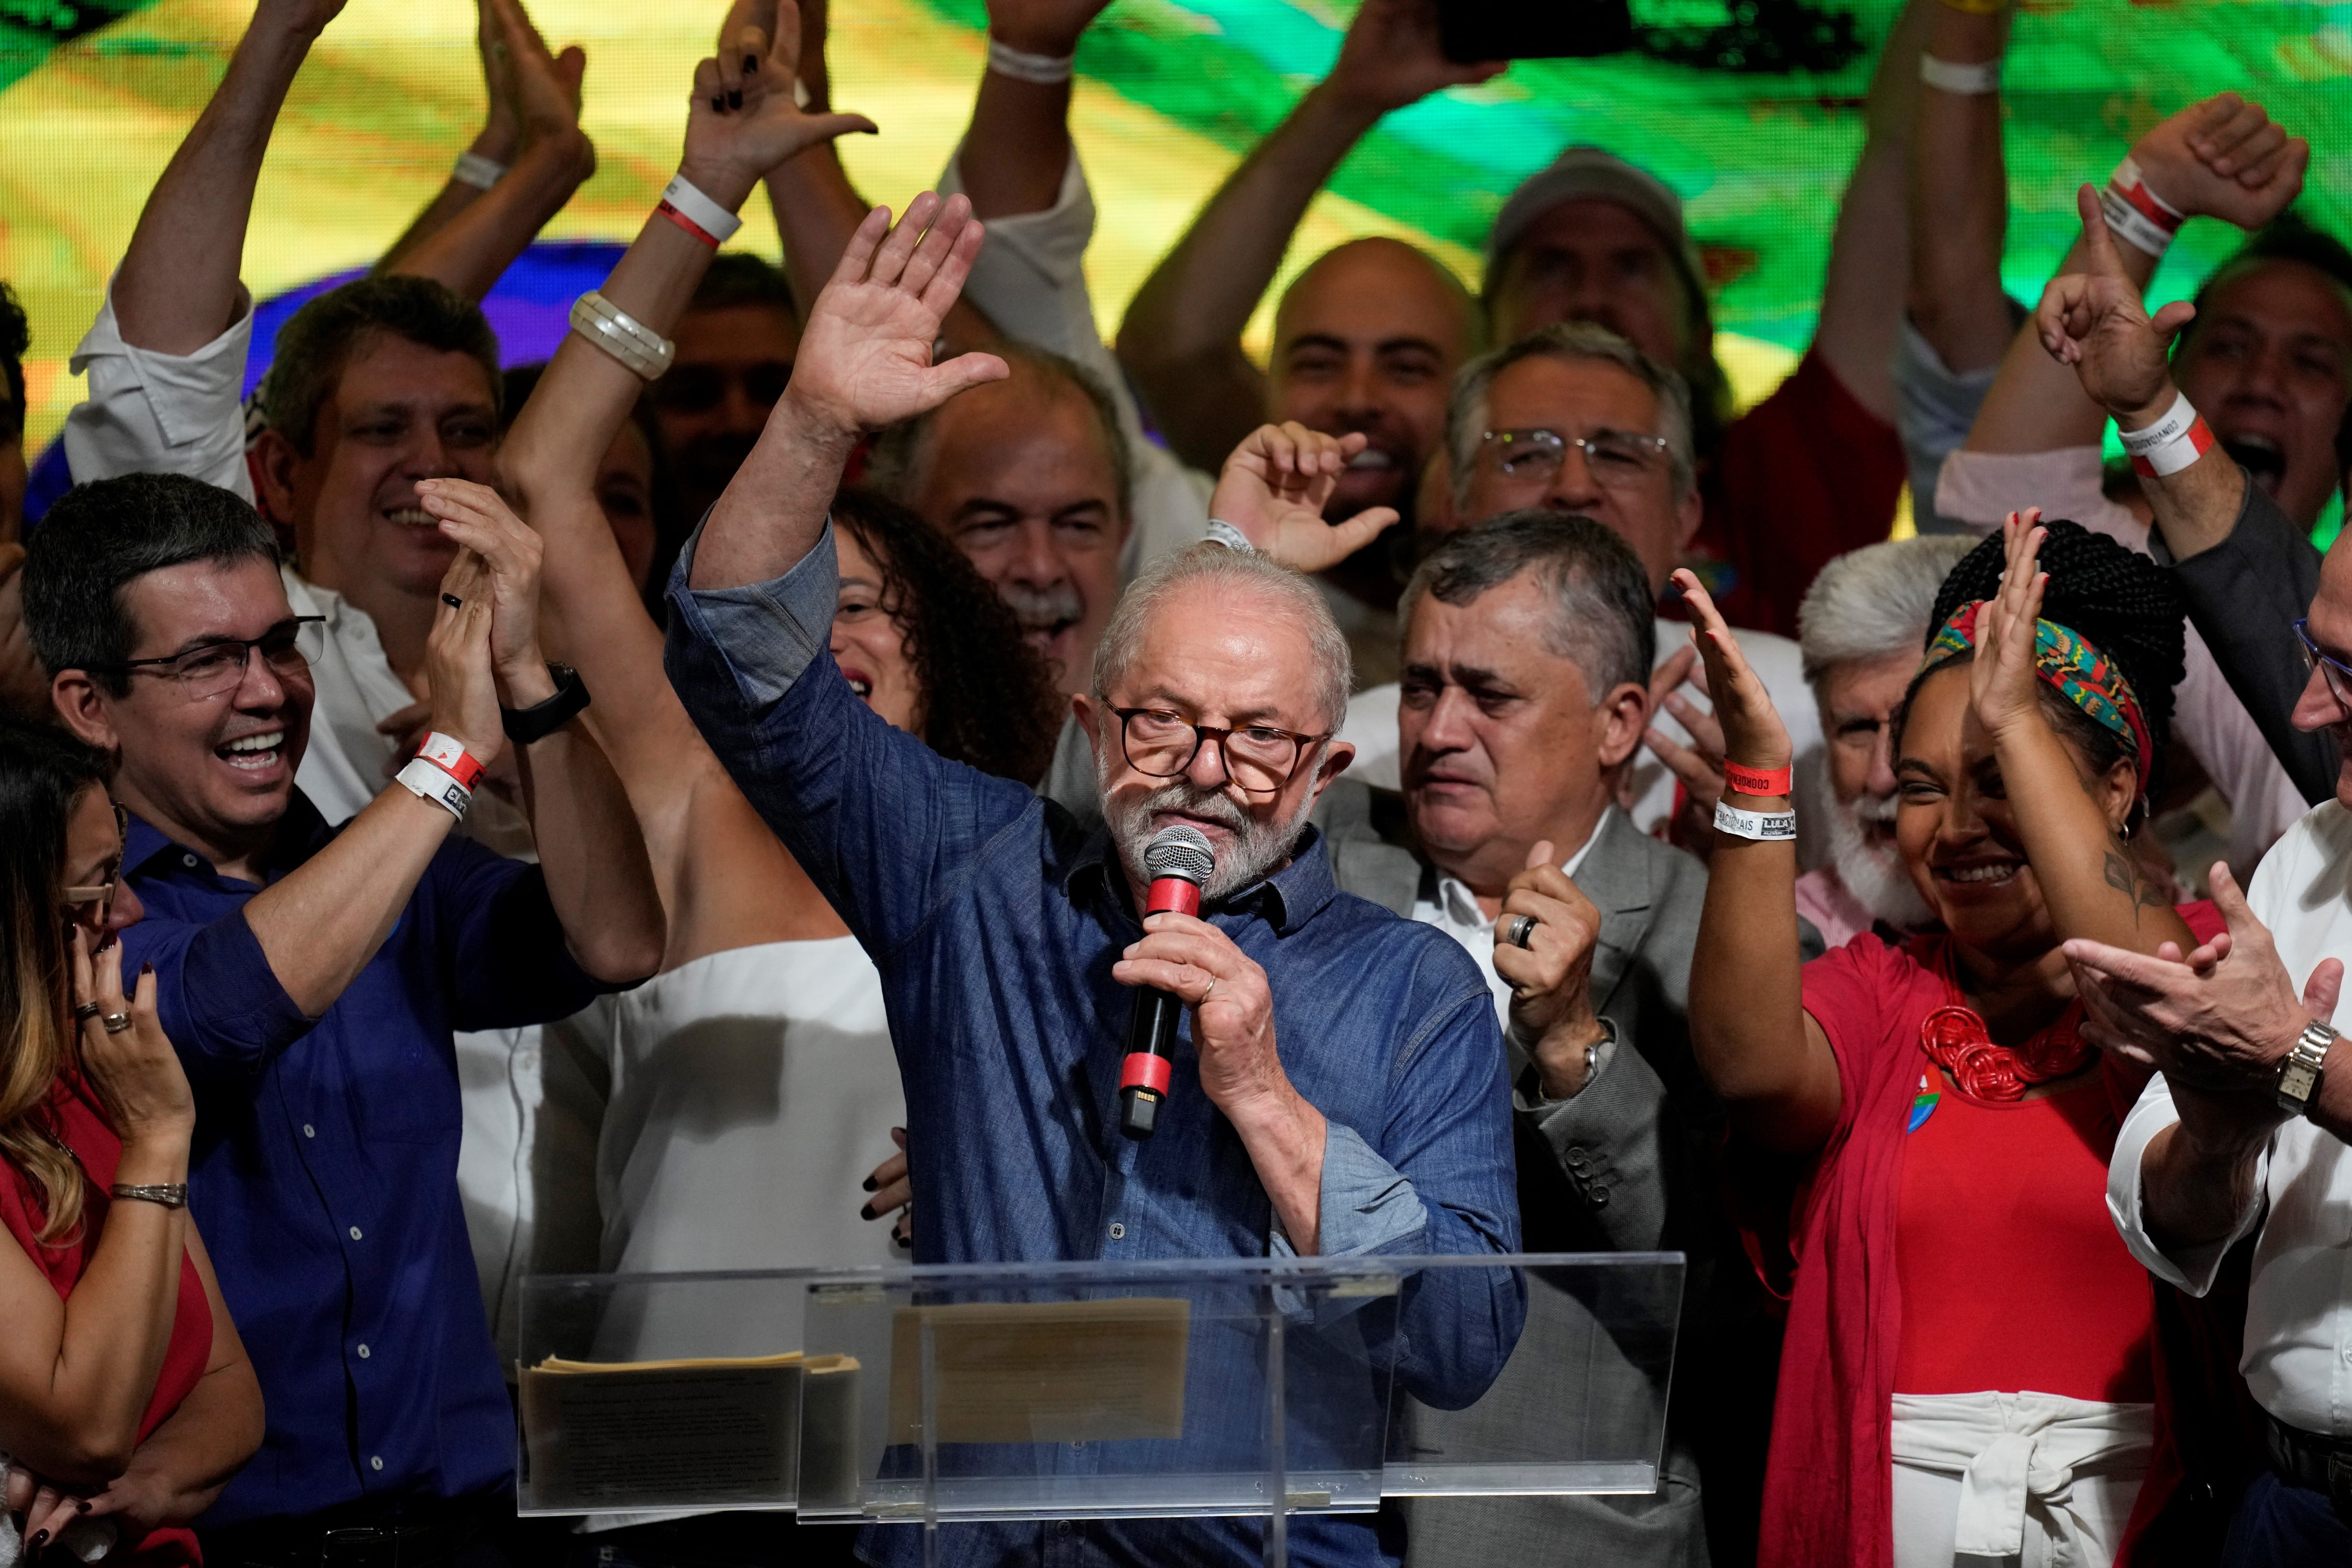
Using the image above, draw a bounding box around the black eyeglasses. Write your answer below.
[2296,618,2352,710]
[1112,708,1330,797]
[105,618,326,700]
[648,361,793,416]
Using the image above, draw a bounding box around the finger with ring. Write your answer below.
[1201,977,1217,1002]
[441,593,464,609]
[101,1012,133,1034]
[1505,914,1540,949]
[73,1000,102,1023]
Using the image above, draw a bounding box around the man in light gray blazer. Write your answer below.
[1317,513,1809,1568]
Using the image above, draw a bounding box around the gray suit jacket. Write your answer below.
[1313,780,1715,1568]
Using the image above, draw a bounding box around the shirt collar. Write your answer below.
[1425,810,1612,931]
[123,790,335,885]
[1064,823,1338,937]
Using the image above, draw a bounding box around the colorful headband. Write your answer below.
[1921,601,2154,795]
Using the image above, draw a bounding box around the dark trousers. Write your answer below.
[2222,1470,2352,1566]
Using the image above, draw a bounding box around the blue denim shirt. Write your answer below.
[118,794,617,1526]
[665,525,1524,1567]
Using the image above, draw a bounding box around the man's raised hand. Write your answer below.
[985,0,1116,60]
[2128,92,2307,232]
[2035,187,2195,420]
[1326,0,1503,116]
[483,0,594,182]
[688,0,874,207]
[785,194,1009,437]
[1209,423,1399,574]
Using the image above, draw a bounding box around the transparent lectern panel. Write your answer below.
[792,1258,1409,1526]
[1387,1253,1683,1500]
[514,1269,830,1516]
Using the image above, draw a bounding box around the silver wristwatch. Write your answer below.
[2274,1020,2336,1118]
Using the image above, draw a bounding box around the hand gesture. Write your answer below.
[1641,645,1729,860]
[423,552,508,768]
[1668,569,1792,788]
[483,0,593,181]
[2068,860,2341,1097]
[1209,424,1400,574]
[1115,912,1291,1121]
[472,0,524,161]
[415,479,549,702]
[786,194,1010,437]
[985,0,1115,57]
[2127,92,2307,230]
[1494,841,1608,1099]
[860,1126,912,1248]
[2035,187,2196,421]
[1967,511,2046,745]
[1326,0,1505,115]
[685,0,876,211]
[72,929,194,1150]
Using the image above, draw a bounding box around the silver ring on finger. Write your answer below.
[1505,914,1539,950]
[101,1011,133,1035]
[73,1000,102,1024]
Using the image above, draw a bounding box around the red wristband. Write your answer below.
[415,731,487,792]
[655,199,723,249]
[1724,761,1792,797]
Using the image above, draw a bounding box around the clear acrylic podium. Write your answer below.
[516,1253,1681,1565]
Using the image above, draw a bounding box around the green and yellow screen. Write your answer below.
[4,0,2347,486]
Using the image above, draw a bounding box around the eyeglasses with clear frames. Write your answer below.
[1112,708,1331,797]
[106,617,327,701]
[61,801,130,941]
[2295,618,2352,710]
[1480,428,1673,489]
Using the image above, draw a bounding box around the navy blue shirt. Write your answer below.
[666,526,1525,1568]
[120,793,614,1526]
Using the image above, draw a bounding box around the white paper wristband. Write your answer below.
[1714,799,1796,842]
[452,152,508,190]
[2100,157,2186,259]
[987,36,1076,84]
[1204,519,1255,554]
[396,756,471,819]
[659,171,744,246]
[1918,54,2000,94]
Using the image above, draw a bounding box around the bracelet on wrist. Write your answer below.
[1723,760,1793,798]
[501,663,592,745]
[2117,389,2215,478]
[1918,53,2000,94]
[986,35,1076,84]
[2100,156,2186,259]
[656,170,744,248]
[452,151,508,190]
[111,1182,189,1209]
[1204,519,1255,554]
[570,291,676,382]
[1714,799,1796,843]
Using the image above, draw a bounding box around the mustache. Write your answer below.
[1855,791,1899,826]
[998,580,1086,629]
[1128,777,1250,833]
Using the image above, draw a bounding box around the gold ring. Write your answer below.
[101,1011,133,1035]
[1201,977,1217,1003]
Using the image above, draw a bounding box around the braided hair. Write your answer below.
[1904,518,2186,797]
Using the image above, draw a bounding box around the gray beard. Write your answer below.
[1097,751,1315,903]
[1811,767,1934,931]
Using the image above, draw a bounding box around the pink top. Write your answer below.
[1793,868,1876,953]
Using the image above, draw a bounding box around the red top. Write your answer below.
[1,1073,213,1566]
[1686,349,1908,639]
[1754,905,2224,1568]
[1894,1076,2157,1402]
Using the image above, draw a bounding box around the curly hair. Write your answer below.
[1899,518,2187,797]
[830,488,1063,783]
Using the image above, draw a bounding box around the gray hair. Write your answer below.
[1446,322,1696,509]
[864,342,1135,522]
[1402,510,1656,702]
[1796,534,1979,686]
[1091,545,1352,732]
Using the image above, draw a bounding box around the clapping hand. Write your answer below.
[1669,568,1792,795]
[2035,189,2195,421]
[1494,840,1609,1100]
[686,0,876,211]
[985,0,1116,58]
[2127,92,2307,232]
[1208,424,1400,574]
[422,552,508,771]
[1967,511,2046,746]
[482,0,594,183]
[1325,0,1504,115]
[414,480,555,708]
[785,194,1009,438]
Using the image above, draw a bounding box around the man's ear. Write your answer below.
[250,428,303,538]
[1675,483,1703,556]
[50,671,120,753]
[1594,679,1651,770]
[1069,692,1102,766]
[1311,739,1356,797]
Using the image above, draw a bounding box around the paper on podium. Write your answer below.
[520,1351,859,1511]
[885,1297,1190,1444]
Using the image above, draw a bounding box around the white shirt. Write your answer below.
[1410,810,1608,1031]
[1342,616,1826,860]
[938,145,1215,579]
[66,281,257,502]
[2108,798,2352,1437]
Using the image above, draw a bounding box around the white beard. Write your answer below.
[1811,767,1934,931]
[1097,752,1316,902]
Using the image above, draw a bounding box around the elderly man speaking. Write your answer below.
[666,193,1524,1567]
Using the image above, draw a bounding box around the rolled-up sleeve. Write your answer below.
[1273,1122,1429,1262]
[124,908,312,1087]
[2106,1071,2268,1297]
[63,283,257,499]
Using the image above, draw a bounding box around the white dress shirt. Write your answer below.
[2108,798,2352,1437]
[1410,810,1607,1031]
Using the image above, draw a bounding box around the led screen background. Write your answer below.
[3,0,2348,477]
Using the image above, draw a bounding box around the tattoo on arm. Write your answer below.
[2103,846,2172,925]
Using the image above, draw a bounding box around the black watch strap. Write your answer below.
[501,663,591,744]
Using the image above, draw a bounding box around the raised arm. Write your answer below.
[956,0,1113,220]
[690,195,1007,591]
[381,0,596,302]
[109,0,344,353]
[1113,0,1500,472]
[1966,94,2305,456]
[374,0,531,274]
[1905,0,2012,381]
[1808,0,1932,421]
[1678,572,1843,1155]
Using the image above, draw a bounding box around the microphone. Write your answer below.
[1119,824,1217,1140]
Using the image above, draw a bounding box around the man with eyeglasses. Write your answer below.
[21,469,663,1563]
[669,194,1523,1568]
[1340,323,1828,863]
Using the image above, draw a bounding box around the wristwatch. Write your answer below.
[2274,1019,2335,1118]
[501,663,591,745]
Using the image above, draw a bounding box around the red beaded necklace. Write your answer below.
[1916,941,2094,1102]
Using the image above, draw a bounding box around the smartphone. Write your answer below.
[1439,0,1635,62]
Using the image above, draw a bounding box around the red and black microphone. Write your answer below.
[1119,824,1217,1140]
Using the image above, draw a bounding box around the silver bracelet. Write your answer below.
[452,151,508,190]
[111,1182,189,1209]
[1918,53,1999,95]
[1714,799,1796,841]
[986,36,1075,84]
[569,291,676,382]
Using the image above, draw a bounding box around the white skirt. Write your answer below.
[1890,1391,2154,1568]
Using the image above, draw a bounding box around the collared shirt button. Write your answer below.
[182,854,199,869]
[348,1226,363,1241]
[303,1124,316,1139]
[356,1344,370,1359]
[1107,1221,1125,1240]
[370,1456,384,1471]
[1589,1187,1610,1207]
